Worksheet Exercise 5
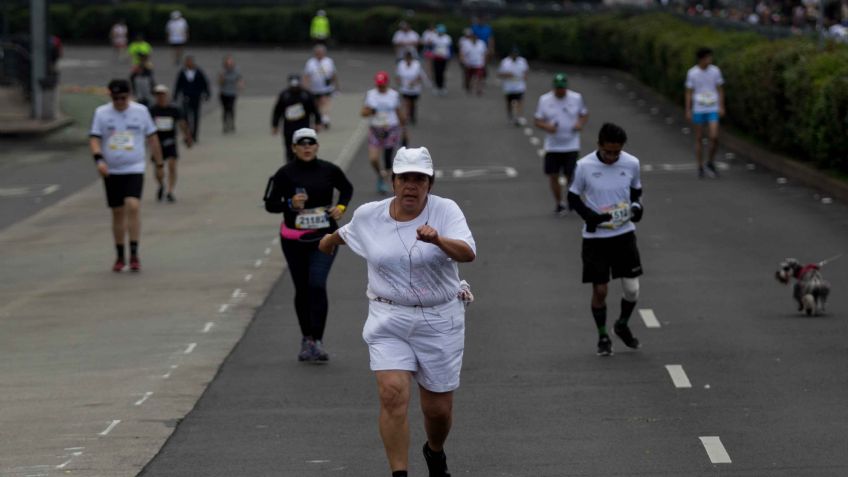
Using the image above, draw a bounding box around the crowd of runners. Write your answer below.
[89,11,728,476]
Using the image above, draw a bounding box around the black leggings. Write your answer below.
[280,238,336,340]
[220,94,236,130]
[433,58,448,89]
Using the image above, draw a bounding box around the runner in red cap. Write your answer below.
[361,71,406,194]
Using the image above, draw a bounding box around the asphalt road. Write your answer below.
[136,50,847,475]
[2,45,847,476]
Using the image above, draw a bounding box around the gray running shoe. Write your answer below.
[312,339,329,362]
[298,337,315,362]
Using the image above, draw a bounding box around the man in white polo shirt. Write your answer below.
[90,79,164,272]
[534,72,589,216]
[567,123,644,357]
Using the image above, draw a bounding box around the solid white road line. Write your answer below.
[699,436,732,464]
[134,392,154,406]
[98,420,120,436]
[639,308,661,328]
[665,364,692,388]
[202,322,215,333]
[184,343,197,354]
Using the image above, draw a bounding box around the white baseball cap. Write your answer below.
[392,147,434,176]
[292,128,318,143]
[153,84,169,94]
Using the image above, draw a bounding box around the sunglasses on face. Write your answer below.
[296,139,317,146]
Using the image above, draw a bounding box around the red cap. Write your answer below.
[374,71,389,86]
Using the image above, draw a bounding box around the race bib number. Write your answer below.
[695,92,718,107]
[373,112,390,128]
[295,207,330,230]
[285,103,305,121]
[108,131,135,151]
[599,202,631,229]
[154,116,174,131]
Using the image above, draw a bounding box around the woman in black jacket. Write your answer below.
[264,128,353,362]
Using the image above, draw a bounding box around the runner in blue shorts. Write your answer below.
[685,47,725,179]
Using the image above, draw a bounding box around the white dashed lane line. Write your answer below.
[219,304,229,313]
[639,308,661,328]
[162,365,178,379]
[699,436,732,464]
[264,247,272,256]
[184,343,197,355]
[244,274,253,282]
[665,364,692,389]
[134,392,153,406]
[98,420,120,436]
[254,259,263,268]
[202,322,215,333]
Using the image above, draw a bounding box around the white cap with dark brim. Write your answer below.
[292,128,318,143]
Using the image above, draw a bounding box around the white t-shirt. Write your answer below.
[421,29,438,48]
[90,101,157,174]
[111,24,127,46]
[392,30,420,57]
[166,18,188,45]
[498,56,528,93]
[569,151,642,239]
[396,60,424,95]
[685,64,724,114]
[304,57,336,95]
[432,34,452,59]
[460,39,487,68]
[338,195,476,307]
[364,88,401,128]
[534,90,588,152]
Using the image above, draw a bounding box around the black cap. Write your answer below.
[108,79,130,95]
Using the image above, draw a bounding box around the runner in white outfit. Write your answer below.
[319,147,475,477]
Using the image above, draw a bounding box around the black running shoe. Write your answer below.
[706,161,719,178]
[614,323,641,349]
[597,335,613,356]
[422,442,451,477]
[157,185,164,201]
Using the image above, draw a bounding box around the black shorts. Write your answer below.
[505,92,524,103]
[402,93,420,101]
[544,151,578,177]
[581,231,643,284]
[160,144,178,160]
[103,173,144,208]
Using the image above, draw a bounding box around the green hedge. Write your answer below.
[8,4,848,171]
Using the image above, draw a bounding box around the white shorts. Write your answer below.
[363,298,466,393]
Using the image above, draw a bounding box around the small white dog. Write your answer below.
[775,258,830,316]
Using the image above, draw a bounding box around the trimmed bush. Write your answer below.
[8,3,848,171]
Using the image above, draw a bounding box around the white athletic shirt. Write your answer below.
[569,151,642,239]
[396,60,424,95]
[166,17,188,44]
[90,101,157,174]
[534,90,588,152]
[364,88,401,128]
[304,57,336,95]
[461,39,487,68]
[338,195,476,307]
[111,24,127,46]
[392,30,420,57]
[685,64,724,114]
[421,29,437,48]
[432,34,452,59]
[498,56,528,94]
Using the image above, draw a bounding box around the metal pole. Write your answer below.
[30,0,46,119]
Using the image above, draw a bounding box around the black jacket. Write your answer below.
[271,87,321,132]
[174,68,210,102]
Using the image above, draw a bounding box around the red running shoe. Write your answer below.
[129,256,141,272]
[112,258,125,272]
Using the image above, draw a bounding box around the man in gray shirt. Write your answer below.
[218,54,244,133]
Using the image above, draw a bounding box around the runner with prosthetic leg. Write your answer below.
[567,123,644,356]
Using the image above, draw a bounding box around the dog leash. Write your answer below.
[818,253,843,267]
